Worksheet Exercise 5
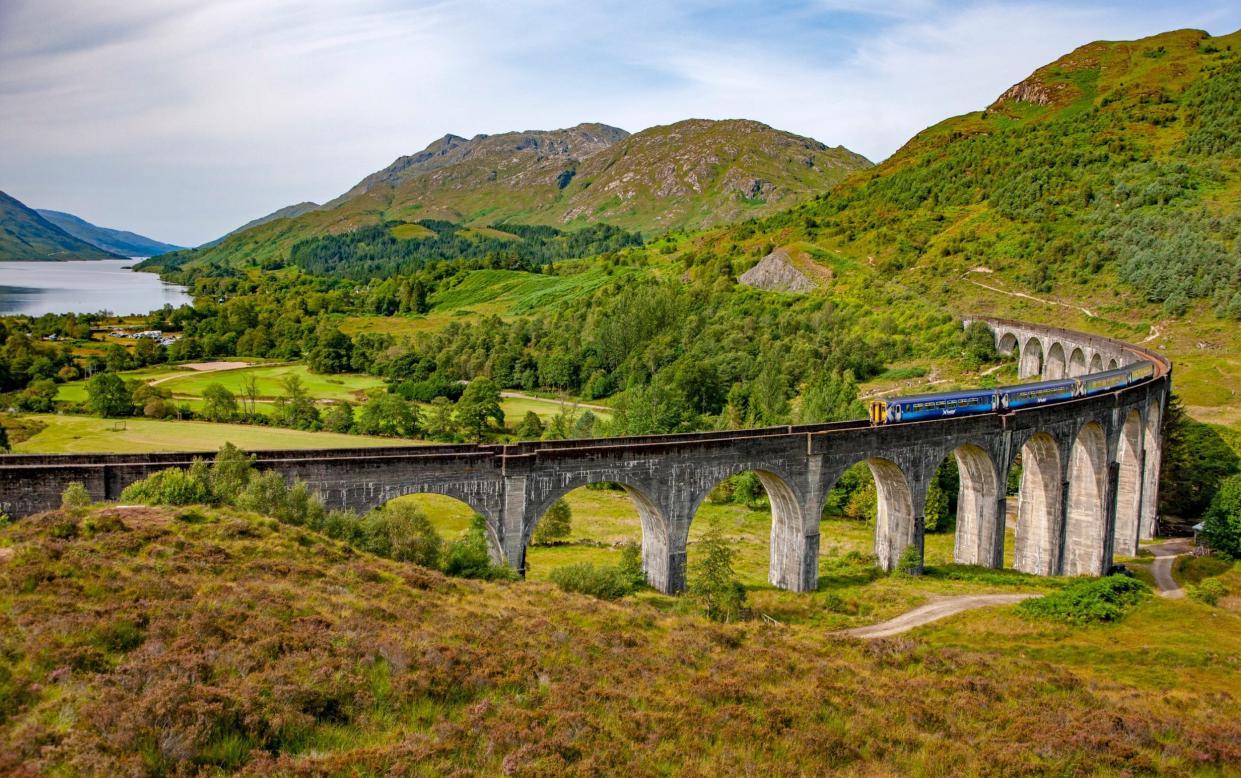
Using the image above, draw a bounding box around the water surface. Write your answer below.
[0,259,191,316]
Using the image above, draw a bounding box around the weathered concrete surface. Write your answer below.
[0,318,1171,595]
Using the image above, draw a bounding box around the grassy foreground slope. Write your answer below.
[1,504,1239,775]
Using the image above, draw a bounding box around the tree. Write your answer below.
[532,498,571,544]
[1200,474,1241,557]
[423,396,458,441]
[272,374,320,430]
[324,402,355,433]
[455,378,504,439]
[961,322,998,368]
[201,383,239,422]
[691,521,746,623]
[1159,395,1240,518]
[515,410,544,440]
[240,374,261,416]
[86,373,132,417]
[307,325,353,374]
[361,502,443,568]
[0,422,9,453]
[796,370,864,424]
[210,442,255,503]
[356,393,418,438]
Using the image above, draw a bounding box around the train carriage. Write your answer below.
[869,358,1155,425]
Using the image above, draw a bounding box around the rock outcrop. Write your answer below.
[738,249,819,293]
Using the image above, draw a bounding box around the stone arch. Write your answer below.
[1045,341,1067,379]
[687,465,809,592]
[1013,432,1064,576]
[1113,409,1143,559]
[1140,397,1163,538]
[998,332,1019,355]
[1019,337,1044,379]
[948,444,1003,568]
[1064,421,1109,576]
[1068,347,1088,377]
[1107,357,1119,370]
[831,458,916,573]
[1088,353,1104,373]
[367,489,504,563]
[524,479,674,591]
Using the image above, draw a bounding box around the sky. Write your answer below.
[2,1,1240,247]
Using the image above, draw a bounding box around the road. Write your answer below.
[1148,538,1193,599]
[833,593,1038,639]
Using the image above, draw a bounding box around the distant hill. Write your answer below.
[35,209,183,257]
[199,200,322,248]
[0,191,119,261]
[153,119,871,271]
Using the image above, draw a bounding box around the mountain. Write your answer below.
[0,191,119,261]
[199,200,322,248]
[151,119,870,271]
[35,209,184,257]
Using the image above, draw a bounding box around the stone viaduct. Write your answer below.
[0,317,1170,594]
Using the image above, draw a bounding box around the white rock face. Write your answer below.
[737,249,817,293]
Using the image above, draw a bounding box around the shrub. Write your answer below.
[360,503,443,569]
[532,498,571,545]
[895,544,923,576]
[60,481,92,509]
[119,464,211,506]
[691,522,747,623]
[618,541,645,590]
[549,562,635,600]
[1018,576,1148,624]
[210,442,255,503]
[443,516,517,581]
[1188,577,1226,606]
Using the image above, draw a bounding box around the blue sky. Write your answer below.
[2,0,1240,246]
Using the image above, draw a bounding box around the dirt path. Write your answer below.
[1148,538,1193,599]
[834,593,1038,639]
[966,276,1096,318]
[149,361,256,386]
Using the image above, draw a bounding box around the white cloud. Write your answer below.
[1,0,1238,245]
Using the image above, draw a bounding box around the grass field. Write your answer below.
[10,414,422,453]
[154,363,385,402]
[397,485,1035,631]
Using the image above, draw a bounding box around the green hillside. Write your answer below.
[695,27,1241,425]
[0,191,119,261]
[147,119,870,272]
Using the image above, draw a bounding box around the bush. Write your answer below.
[1018,576,1148,624]
[549,562,636,600]
[894,544,923,576]
[359,503,443,568]
[60,482,92,509]
[1188,577,1226,606]
[119,463,212,506]
[210,443,255,503]
[443,516,517,581]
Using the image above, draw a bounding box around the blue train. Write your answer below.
[868,360,1154,425]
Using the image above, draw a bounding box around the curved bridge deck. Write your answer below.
[0,317,1171,594]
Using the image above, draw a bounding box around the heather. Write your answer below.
[1,505,1239,775]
